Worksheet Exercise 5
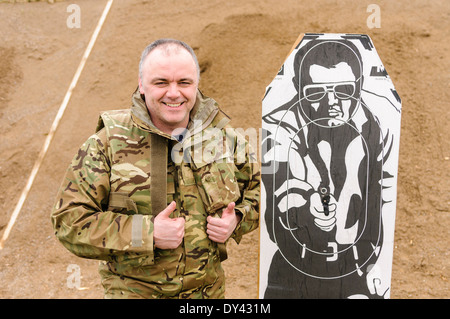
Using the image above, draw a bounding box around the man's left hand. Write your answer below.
[206,202,241,243]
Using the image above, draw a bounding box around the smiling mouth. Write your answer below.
[163,101,185,108]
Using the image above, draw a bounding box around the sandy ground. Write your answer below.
[0,0,448,299]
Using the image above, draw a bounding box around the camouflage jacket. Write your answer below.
[51,88,260,298]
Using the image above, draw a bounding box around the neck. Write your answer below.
[152,118,190,137]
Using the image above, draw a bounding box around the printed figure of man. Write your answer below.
[51,39,260,299]
[263,39,389,298]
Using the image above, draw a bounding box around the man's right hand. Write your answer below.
[154,201,185,249]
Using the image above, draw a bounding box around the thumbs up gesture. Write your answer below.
[154,201,185,249]
[206,202,241,243]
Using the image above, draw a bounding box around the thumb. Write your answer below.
[221,202,236,218]
[159,201,177,219]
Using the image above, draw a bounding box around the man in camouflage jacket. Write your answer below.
[51,39,260,299]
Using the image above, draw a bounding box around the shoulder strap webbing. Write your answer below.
[150,133,168,216]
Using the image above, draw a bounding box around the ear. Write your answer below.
[138,77,145,94]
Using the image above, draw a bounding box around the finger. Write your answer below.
[206,222,225,234]
[176,226,185,239]
[206,229,226,243]
[314,217,336,228]
[208,235,225,244]
[222,202,236,216]
[158,201,177,218]
[175,218,186,232]
[206,215,225,227]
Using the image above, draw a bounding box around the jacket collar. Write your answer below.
[130,87,224,140]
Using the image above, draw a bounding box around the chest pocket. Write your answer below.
[189,153,241,213]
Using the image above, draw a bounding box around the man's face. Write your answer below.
[138,47,198,135]
[303,62,359,126]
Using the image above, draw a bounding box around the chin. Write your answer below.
[327,118,345,127]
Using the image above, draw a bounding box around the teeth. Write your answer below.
[165,102,183,108]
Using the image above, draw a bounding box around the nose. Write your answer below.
[327,90,338,106]
[166,83,181,99]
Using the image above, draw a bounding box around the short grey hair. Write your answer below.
[139,38,200,82]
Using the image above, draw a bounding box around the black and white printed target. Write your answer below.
[259,33,401,299]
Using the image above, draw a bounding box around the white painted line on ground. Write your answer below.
[0,0,114,250]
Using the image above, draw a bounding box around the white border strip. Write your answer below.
[0,0,114,250]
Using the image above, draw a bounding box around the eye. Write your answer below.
[334,83,355,99]
[151,79,169,87]
[304,86,326,102]
[179,81,192,86]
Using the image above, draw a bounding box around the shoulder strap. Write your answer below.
[96,110,169,216]
[150,133,168,216]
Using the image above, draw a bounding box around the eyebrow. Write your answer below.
[150,77,168,83]
[150,77,195,83]
[179,78,195,83]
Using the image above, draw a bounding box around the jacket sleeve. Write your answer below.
[50,129,155,265]
[230,133,260,244]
